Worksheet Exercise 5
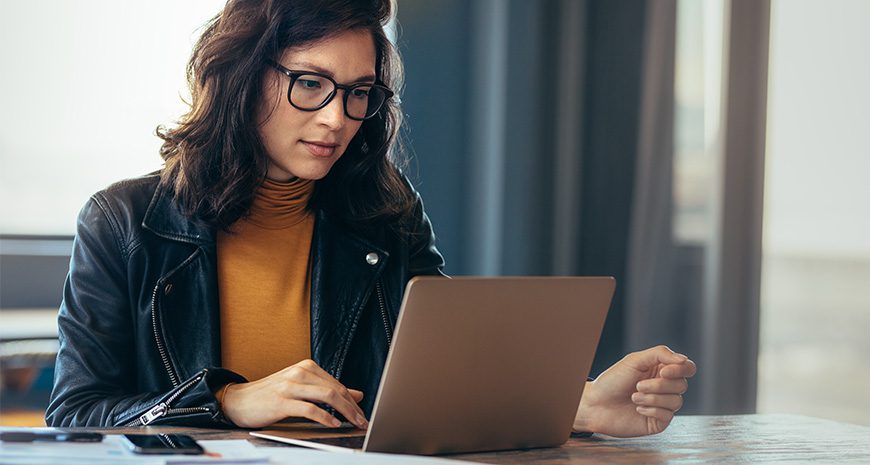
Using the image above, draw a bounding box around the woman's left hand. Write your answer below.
[573,345,697,437]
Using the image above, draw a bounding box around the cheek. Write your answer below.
[256,78,304,145]
[261,107,307,146]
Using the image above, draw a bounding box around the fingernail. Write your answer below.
[631,392,644,403]
[675,353,688,361]
[356,415,367,426]
[332,419,341,427]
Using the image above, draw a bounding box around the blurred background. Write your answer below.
[1,0,868,427]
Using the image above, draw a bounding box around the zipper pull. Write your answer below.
[139,403,168,426]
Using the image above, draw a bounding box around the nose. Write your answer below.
[315,92,347,130]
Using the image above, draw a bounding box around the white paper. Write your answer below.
[0,436,267,465]
[0,435,135,461]
[260,447,483,465]
[175,440,268,464]
[0,456,163,465]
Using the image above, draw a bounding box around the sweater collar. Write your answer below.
[243,177,314,229]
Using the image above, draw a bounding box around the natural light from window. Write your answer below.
[758,0,870,426]
[0,1,226,235]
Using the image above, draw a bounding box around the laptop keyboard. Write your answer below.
[306,435,366,449]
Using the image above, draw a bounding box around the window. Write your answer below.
[758,0,870,425]
[672,0,725,245]
[0,1,225,235]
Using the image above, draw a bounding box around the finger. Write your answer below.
[631,392,683,412]
[295,360,364,407]
[660,360,697,379]
[291,384,369,429]
[284,399,343,428]
[626,345,689,372]
[284,361,366,420]
[636,377,688,395]
[635,406,675,425]
[291,360,349,392]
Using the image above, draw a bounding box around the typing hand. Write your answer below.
[220,359,368,429]
[573,345,697,437]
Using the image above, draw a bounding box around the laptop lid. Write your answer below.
[362,276,614,455]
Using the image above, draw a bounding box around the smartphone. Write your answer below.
[121,433,204,455]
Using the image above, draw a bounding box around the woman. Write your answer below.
[46,0,696,437]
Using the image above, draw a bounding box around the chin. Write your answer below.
[297,171,330,181]
[287,161,339,181]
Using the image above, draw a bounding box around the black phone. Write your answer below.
[121,433,204,455]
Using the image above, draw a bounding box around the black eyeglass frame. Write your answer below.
[266,60,394,121]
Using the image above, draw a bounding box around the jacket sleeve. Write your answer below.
[45,195,245,428]
[406,189,447,278]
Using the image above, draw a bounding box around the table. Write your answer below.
[87,414,870,464]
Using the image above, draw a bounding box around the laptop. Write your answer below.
[251,276,615,455]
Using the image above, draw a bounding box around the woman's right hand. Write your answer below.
[219,359,367,429]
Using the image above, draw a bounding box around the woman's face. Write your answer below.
[257,29,376,181]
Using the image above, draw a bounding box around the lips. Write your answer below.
[302,140,339,158]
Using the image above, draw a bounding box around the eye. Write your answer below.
[299,79,322,90]
[350,87,370,99]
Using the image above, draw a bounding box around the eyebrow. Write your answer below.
[285,61,376,84]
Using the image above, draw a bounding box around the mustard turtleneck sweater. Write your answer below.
[217,177,315,382]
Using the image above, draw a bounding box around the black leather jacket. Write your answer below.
[45,173,444,427]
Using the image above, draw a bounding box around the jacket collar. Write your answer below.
[141,178,391,253]
[141,180,216,246]
[140,179,390,249]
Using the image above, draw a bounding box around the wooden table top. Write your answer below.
[88,414,870,464]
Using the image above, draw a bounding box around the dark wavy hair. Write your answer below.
[157,0,414,231]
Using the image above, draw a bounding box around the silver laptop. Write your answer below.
[251,276,615,455]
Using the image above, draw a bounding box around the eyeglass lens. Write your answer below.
[290,74,387,120]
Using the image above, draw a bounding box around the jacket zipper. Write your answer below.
[376,280,392,347]
[124,371,209,426]
[151,281,180,387]
[332,279,391,381]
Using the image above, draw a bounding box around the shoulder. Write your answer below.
[77,172,162,259]
[92,172,160,212]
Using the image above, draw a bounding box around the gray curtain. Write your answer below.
[699,0,771,414]
[624,0,771,414]
[624,0,678,354]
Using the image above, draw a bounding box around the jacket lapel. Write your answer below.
[142,182,221,382]
[310,210,388,379]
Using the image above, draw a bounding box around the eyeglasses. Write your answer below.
[267,60,394,121]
